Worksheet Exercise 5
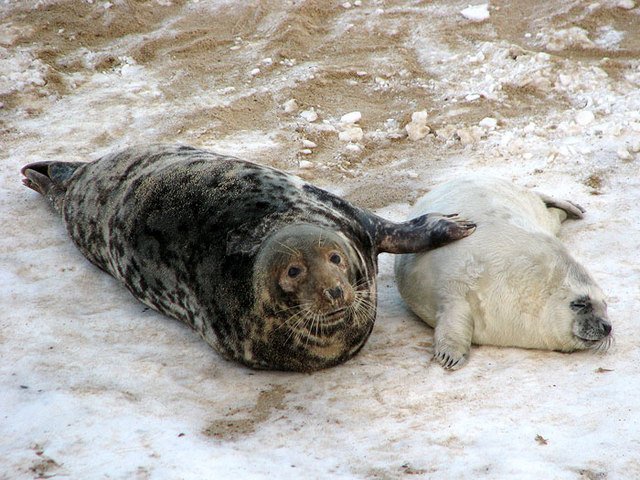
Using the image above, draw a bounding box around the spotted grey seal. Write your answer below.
[22,144,475,372]
[395,175,612,369]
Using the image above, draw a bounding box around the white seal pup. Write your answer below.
[395,175,612,369]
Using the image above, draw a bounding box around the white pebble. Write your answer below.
[342,2,352,8]
[558,74,572,86]
[261,57,273,65]
[575,110,595,126]
[617,148,632,160]
[338,127,364,142]
[617,0,635,9]
[299,160,314,169]
[340,111,362,124]
[465,93,481,101]
[345,143,362,153]
[283,99,298,113]
[456,126,484,145]
[405,122,431,141]
[300,109,318,122]
[250,68,261,76]
[460,4,490,22]
[300,149,313,155]
[384,118,400,131]
[302,139,317,148]
[479,117,498,129]
[410,110,428,124]
[469,51,485,63]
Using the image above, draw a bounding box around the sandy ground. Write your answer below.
[2,1,640,479]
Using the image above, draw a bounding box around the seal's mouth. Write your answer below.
[575,334,614,353]
[322,307,348,324]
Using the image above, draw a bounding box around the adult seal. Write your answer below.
[395,175,612,370]
[21,144,475,372]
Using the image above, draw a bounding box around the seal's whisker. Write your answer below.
[593,335,613,353]
[274,240,300,257]
[353,277,371,289]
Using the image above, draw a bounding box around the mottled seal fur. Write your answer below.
[395,175,612,369]
[22,144,476,372]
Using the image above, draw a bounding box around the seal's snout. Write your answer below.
[325,286,344,301]
[590,317,612,339]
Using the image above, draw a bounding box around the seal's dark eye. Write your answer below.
[288,266,302,278]
[329,253,341,265]
[570,298,591,312]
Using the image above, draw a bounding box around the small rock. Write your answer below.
[405,123,431,141]
[250,68,261,76]
[410,110,428,124]
[460,4,490,22]
[338,127,364,142]
[384,118,400,131]
[340,111,362,124]
[283,99,298,113]
[300,109,318,122]
[558,74,572,86]
[465,93,481,101]
[345,143,362,153]
[300,149,313,155]
[575,110,595,126]
[617,0,635,9]
[456,126,484,145]
[302,139,317,148]
[299,160,314,169]
[479,117,498,129]
[617,147,632,161]
[405,111,430,141]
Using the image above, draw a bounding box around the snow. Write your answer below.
[2,1,640,479]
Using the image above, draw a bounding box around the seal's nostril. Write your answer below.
[602,322,612,336]
[326,286,343,300]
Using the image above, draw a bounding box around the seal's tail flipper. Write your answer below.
[536,192,585,222]
[21,161,84,212]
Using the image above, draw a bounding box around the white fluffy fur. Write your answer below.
[395,176,609,369]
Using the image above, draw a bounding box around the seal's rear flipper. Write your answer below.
[536,192,585,221]
[21,161,85,211]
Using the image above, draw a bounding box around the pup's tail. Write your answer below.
[21,161,85,213]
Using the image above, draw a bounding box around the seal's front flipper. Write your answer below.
[377,213,476,254]
[433,299,473,370]
[21,161,84,212]
[537,193,585,221]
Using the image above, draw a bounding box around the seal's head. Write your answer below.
[252,224,375,369]
[545,256,612,352]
